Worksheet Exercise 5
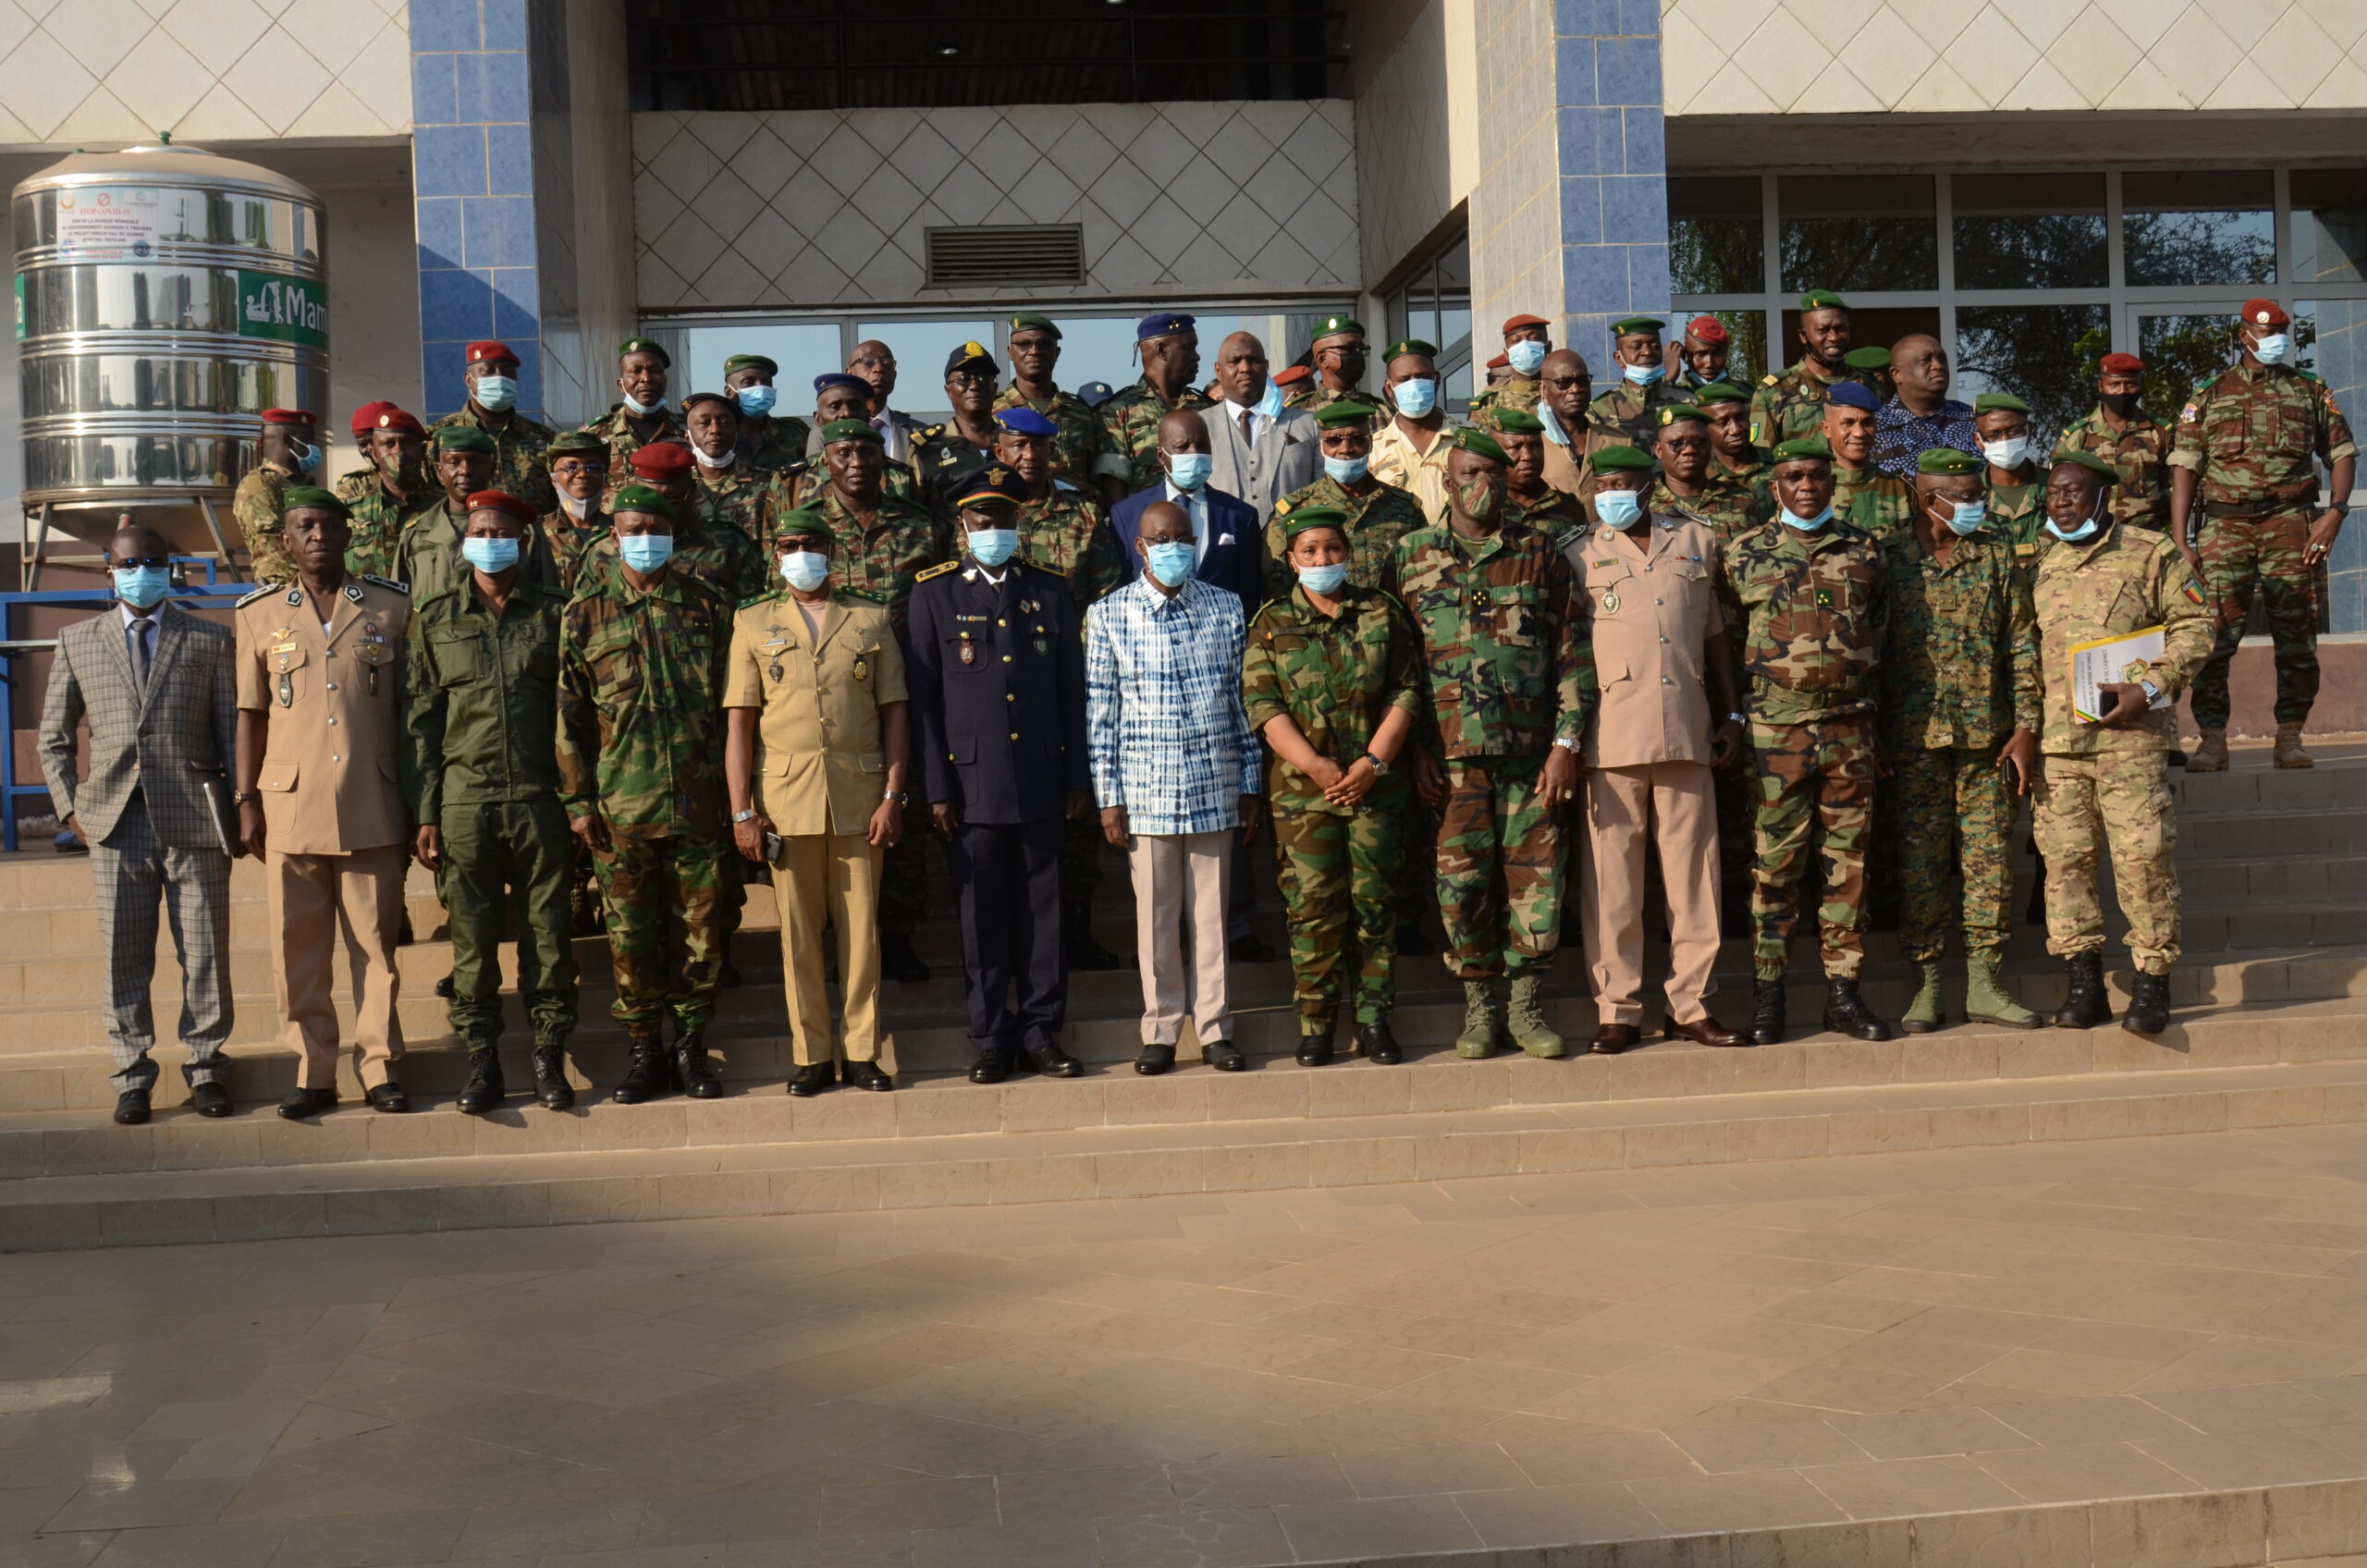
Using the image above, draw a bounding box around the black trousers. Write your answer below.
[948,816,1067,1052]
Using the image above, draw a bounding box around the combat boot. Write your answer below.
[2052,951,2112,1029]
[2186,728,2228,772]
[531,1044,574,1109]
[673,1026,722,1099]
[1356,1017,1403,1064]
[1506,974,1565,1059]
[1965,949,2040,1029]
[1454,979,1502,1060]
[2122,970,2173,1035]
[1749,978,1787,1045]
[1899,960,1945,1035]
[456,1050,505,1114]
[1821,979,1891,1042]
[610,1035,670,1104]
[2275,722,2315,769]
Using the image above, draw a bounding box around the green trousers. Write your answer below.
[442,798,580,1051]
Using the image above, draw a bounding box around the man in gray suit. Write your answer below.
[1206,331,1320,533]
[39,524,239,1124]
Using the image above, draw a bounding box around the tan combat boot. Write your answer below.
[2186,728,2228,772]
[2275,722,2315,769]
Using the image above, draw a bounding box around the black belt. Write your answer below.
[2204,496,2316,519]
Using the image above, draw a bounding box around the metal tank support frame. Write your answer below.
[18,495,239,593]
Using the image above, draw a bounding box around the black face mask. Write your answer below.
[2101,391,2141,419]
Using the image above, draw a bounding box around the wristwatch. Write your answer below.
[231,790,254,806]
[1359,753,1390,777]
[1551,737,1580,753]
[1725,712,1748,726]
[883,789,910,806]
[2138,679,2161,704]
[730,808,757,824]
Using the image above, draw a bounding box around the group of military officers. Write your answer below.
[179,287,2351,1115]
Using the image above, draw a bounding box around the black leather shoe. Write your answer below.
[2122,970,2173,1035]
[787,1060,836,1097]
[113,1088,151,1125]
[1203,1039,1246,1072]
[190,1082,232,1118]
[673,1030,723,1099]
[611,1037,670,1104]
[969,1047,1015,1084]
[434,974,454,999]
[1227,934,1276,963]
[1821,979,1891,1042]
[841,1059,893,1092]
[880,933,930,984]
[1356,1018,1402,1064]
[2054,951,2112,1029]
[365,1082,410,1113]
[1065,923,1124,972]
[1295,1035,1334,1067]
[532,1046,574,1110]
[1024,1041,1085,1078]
[456,1054,505,1114]
[1749,978,1787,1046]
[1134,1043,1175,1076]
[276,1086,337,1121]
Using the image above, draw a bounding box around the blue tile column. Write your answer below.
[409,0,545,421]
[1553,0,1669,346]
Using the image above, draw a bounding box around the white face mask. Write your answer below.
[559,492,592,521]
[1982,435,2031,470]
[693,442,731,469]
[621,392,665,416]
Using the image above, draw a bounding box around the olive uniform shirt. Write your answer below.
[401,578,568,823]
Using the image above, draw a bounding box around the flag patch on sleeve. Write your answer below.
[2183,579,2206,605]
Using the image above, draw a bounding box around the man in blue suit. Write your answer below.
[1110,408,1264,607]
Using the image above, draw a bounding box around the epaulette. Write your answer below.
[736,589,781,610]
[915,560,961,582]
[923,424,944,439]
[1761,374,1779,386]
[234,583,281,608]
[363,574,411,594]
[1273,496,1292,515]
[1023,560,1064,579]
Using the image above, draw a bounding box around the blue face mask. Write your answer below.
[1392,377,1438,418]
[1296,561,1348,594]
[1596,489,1645,529]
[2045,511,2103,544]
[112,565,168,609]
[736,384,778,418]
[473,374,518,412]
[1781,506,1834,533]
[621,392,665,417]
[618,533,674,572]
[1624,360,1666,387]
[1254,378,1284,421]
[1166,452,1211,492]
[1145,540,1196,587]
[2252,332,2292,365]
[1323,454,1368,485]
[1508,339,1548,376]
[779,550,828,591]
[460,536,521,574]
[290,439,322,475]
[1944,499,1987,536]
[967,527,1019,568]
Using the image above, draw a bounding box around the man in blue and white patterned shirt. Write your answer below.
[1086,500,1264,1076]
[1872,334,1979,479]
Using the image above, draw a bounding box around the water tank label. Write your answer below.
[55,186,161,260]
[237,271,327,348]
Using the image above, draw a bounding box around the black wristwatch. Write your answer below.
[1359,753,1389,777]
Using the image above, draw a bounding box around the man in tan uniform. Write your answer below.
[1565,446,1748,1053]
[232,487,413,1118]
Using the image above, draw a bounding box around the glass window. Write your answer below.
[2292,299,2365,455]
[1953,173,2106,290]
[1779,175,1937,292]
[1953,304,2112,447]
[681,322,842,409]
[853,317,996,424]
[2135,312,2241,428]
[2123,171,2275,288]
[2292,170,2367,287]
[1033,314,1149,395]
[1670,176,1763,295]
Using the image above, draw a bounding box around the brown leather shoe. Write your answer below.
[1588,1023,1640,1055]
[1667,1017,1751,1048]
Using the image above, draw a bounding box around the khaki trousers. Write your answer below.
[774,831,895,1069]
[1126,829,1233,1045]
[266,844,406,1090]
[1580,762,1721,1027]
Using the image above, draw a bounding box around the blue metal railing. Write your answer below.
[0,558,251,851]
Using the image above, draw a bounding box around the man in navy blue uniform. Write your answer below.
[906,465,1095,1084]
[1109,407,1266,608]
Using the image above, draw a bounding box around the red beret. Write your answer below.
[464,490,536,523]
[630,441,694,479]
[1486,352,1511,369]
[2099,352,2145,374]
[1502,313,1551,333]
[465,340,519,367]
[350,400,397,435]
[260,409,314,426]
[2240,298,2289,328]
[1272,364,1311,386]
[1686,314,1729,345]
[376,408,425,437]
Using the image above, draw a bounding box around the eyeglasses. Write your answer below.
[114,557,170,570]
[947,371,994,387]
[552,461,607,478]
[848,356,893,370]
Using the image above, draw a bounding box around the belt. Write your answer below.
[2203,494,2318,520]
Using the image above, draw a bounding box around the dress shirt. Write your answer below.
[1872,396,1978,478]
[1085,575,1259,836]
[1165,480,1214,564]
[873,411,908,464]
[1222,399,1270,447]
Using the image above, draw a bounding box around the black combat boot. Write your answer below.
[2052,951,2112,1029]
[611,1035,670,1104]
[2121,970,2172,1036]
[673,1027,722,1099]
[1356,1017,1403,1064]
[456,1051,505,1114]
[1821,979,1891,1041]
[532,1045,574,1109]
[1749,978,1787,1046]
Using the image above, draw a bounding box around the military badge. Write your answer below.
[1815,587,1834,607]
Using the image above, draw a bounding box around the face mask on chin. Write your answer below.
[621,392,665,417]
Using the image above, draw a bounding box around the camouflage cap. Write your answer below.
[608,483,676,520]
[546,431,607,463]
[1449,427,1508,464]
[1279,505,1351,541]
[1916,447,1981,476]
[1772,436,1835,464]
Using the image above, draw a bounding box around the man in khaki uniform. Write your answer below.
[724,508,914,1096]
[1566,447,1748,1053]
[232,488,413,1119]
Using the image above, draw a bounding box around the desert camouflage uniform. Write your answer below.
[1098,379,1217,493]
[343,480,437,581]
[1466,376,1542,425]
[992,386,1108,486]
[333,467,376,505]
[1284,382,1367,414]
[2052,405,2173,531]
[431,405,558,514]
[1582,379,1686,449]
[234,459,299,584]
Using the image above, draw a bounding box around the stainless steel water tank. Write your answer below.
[14,142,328,505]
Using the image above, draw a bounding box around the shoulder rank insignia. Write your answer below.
[1761,374,1779,386]
[1273,497,1292,515]
[362,573,411,594]
[2179,402,2199,423]
[915,560,961,582]
[234,583,281,608]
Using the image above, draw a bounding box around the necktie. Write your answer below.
[129,618,152,692]
[1239,409,1255,445]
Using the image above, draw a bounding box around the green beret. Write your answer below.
[432,426,497,454]
[279,485,349,519]
[723,353,777,377]
[1450,428,1508,464]
[546,431,607,462]
[1311,314,1365,341]
[1843,346,1893,371]
[1610,316,1666,337]
[1917,447,1981,476]
[1591,445,1656,472]
[1797,290,1849,312]
[619,337,671,368]
[1657,403,1708,427]
[1491,409,1545,435]
[1385,338,1438,361]
[1280,505,1350,541]
[2051,449,2120,484]
[608,484,676,520]
[817,417,884,446]
[1772,436,1834,463]
[1008,312,1060,337]
[1693,383,1748,405]
[1311,400,1381,428]
[1974,392,2031,414]
[771,507,835,543]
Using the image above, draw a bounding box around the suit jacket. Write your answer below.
[905,560,1090,825]
[1205,400,1320,525]
[1110,484,1264,607]
[39,601,238,850]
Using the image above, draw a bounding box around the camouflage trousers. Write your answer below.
[442,799,580,1051]
[1271,796,1406,1031]
[878,832,928,937]
[1749,715,1877,981]
[1435,754,1564,980]
[2033,749,2180,975]
[1891,744,2016,963]
[2190,507,2320,729]
[591,830,724,1034]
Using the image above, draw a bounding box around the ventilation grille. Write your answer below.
[925,225,1085,288]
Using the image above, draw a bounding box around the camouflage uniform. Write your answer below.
[992,386,1107,486]
[1019,483,1126,608]
[1649,477,1758,550]
[736,413,810,473]
[1284,382,1367,414]
[762,455,927,517]
[1241,584,1425,1034]
[1986,476,2047,592]
[2052,405,2173,531]
[1716,452,1770,494]
[343,480,436,580]
[1395,521,1597,979]
[2171,362,2358,729]
[2031,521,2214,973]
[570,516,765,611]
[1730,519,1889,979]
[544,507,611,599]
[1878,529,2041,962]
[234,459,299,584]
[1834,466,1916,544]
[1748,363,1846,457]
[690,459,772,543]
[1098,379,1217,493]
[581,402,687,482]
[1467,377,1542,425]
[1265,474,1429,597]
[333,467,376,505]
[430,405,558,514]
[556,566,733,1035]
[1582,380,1686,449]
